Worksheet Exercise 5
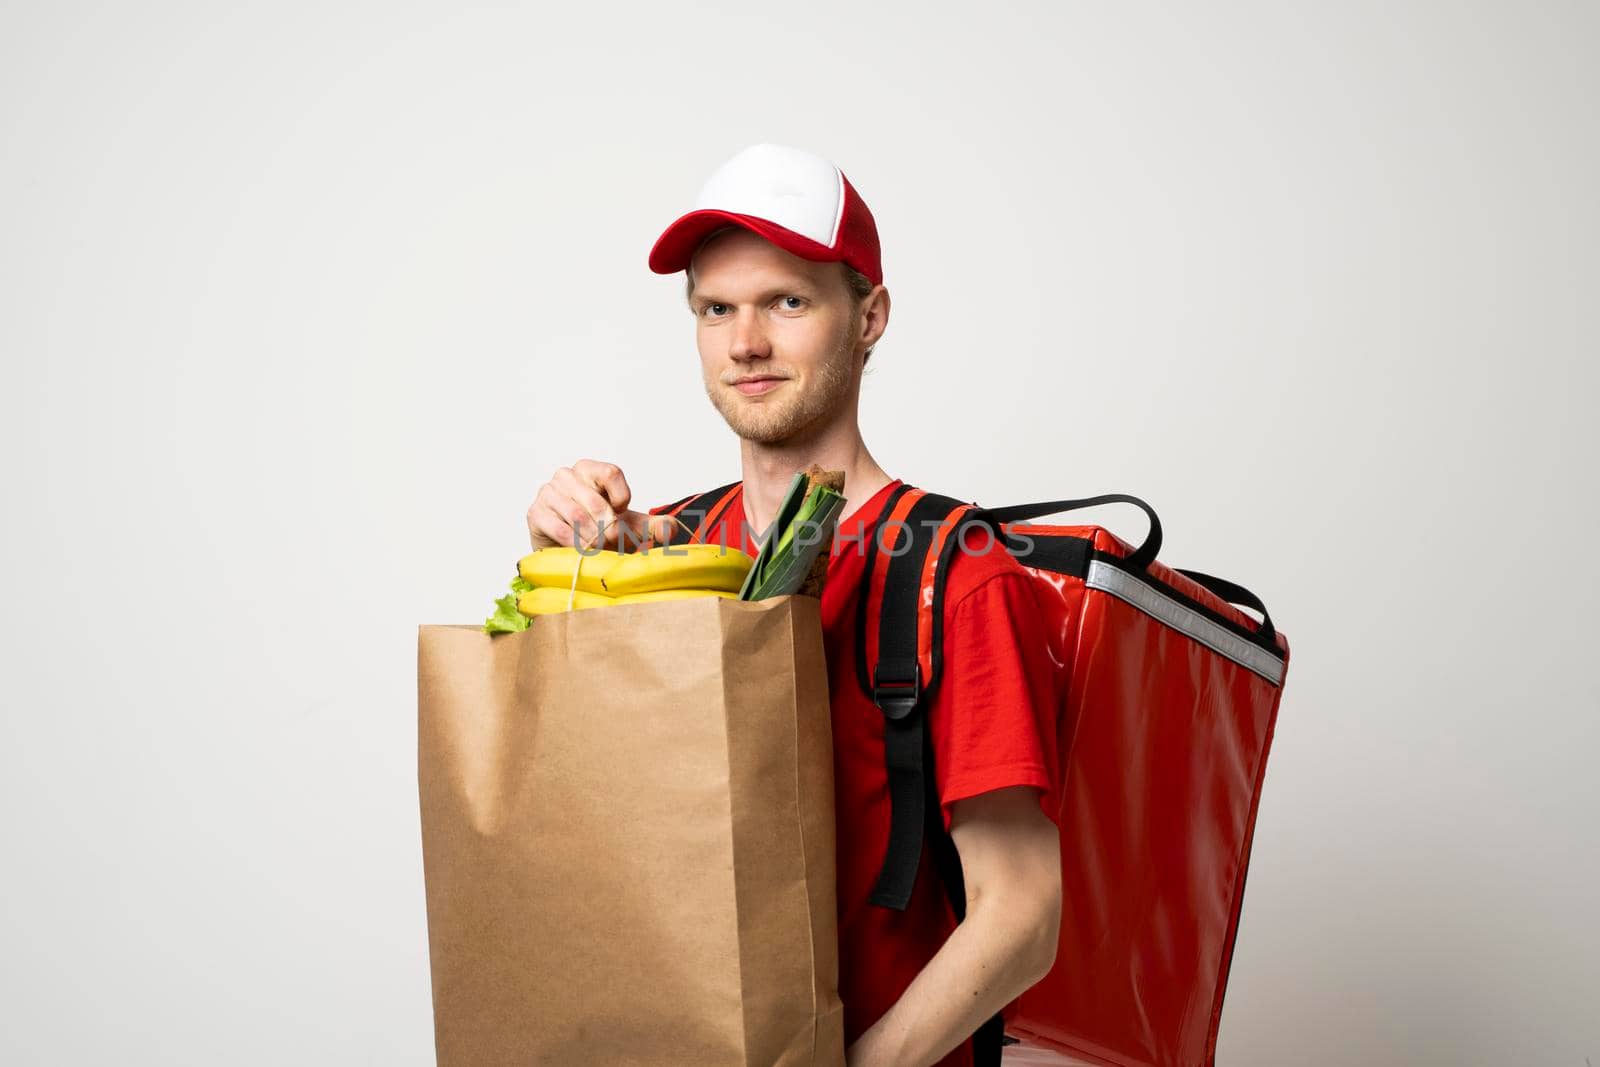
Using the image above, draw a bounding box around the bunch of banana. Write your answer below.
[501,543,756,620]
[517,546,622,594]
[597,543,753,596]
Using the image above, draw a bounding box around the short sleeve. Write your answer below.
[928,572,1062,833]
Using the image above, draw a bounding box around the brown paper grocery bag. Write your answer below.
[417,594,845,1066]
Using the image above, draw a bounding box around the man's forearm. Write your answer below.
[844,895,1055,1067]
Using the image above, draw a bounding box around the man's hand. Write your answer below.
[526,459,675,552]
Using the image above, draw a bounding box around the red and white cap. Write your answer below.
[648,143,882,286]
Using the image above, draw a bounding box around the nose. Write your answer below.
[729,307,771,363]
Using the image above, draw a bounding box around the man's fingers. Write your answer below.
[646,512,681,545]
[551,467,618,547]
[532,484,605,551]
[611,509,650,552]
[527,461,646,552]
[613,510,682,552]
[527,499,574,551]
[572,459,632,515]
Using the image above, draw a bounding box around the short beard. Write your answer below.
[704,318,859,445]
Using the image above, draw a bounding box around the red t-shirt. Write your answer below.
[653,477,1062,1067]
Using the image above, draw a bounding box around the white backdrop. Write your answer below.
[2,2,1595,1064]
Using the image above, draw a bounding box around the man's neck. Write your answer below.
[738,423,892,543]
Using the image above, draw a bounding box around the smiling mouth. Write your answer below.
[733,377,786,396]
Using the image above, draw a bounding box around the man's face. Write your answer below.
[688,229,860,445]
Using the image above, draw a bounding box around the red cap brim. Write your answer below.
[648,210,843,275]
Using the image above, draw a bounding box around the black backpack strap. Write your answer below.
[986,492,1163,572]
[857,485,971,909]
[857,485,1010,1064]
[652,480,742,546]
[1175,567,1278,646]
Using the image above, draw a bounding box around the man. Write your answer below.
[525,144,1063,1067]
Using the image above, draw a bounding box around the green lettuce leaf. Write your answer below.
[484,576,535,633]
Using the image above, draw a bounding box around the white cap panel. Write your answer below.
[693,143,845,248]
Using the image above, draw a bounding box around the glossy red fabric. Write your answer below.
[1000,524,1291,1067]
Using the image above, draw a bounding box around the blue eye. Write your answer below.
[704,303,729,317]
[780,296,803,310]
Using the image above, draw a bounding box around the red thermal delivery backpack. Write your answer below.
[862,484,1290,1067]
[659,482,1292,1067]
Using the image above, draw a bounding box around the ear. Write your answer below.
[859,285,890,350]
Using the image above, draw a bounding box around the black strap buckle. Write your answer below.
[871,662,921,721]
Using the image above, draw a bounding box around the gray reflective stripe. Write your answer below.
[1086,559,1285,686]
